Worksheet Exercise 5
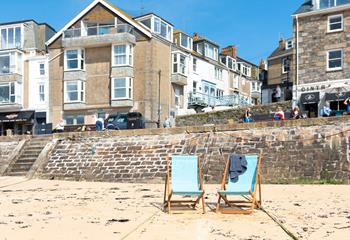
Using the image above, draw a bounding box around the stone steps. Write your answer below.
[6,137,51,176]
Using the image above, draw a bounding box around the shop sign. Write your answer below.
[300,84,331,92]
[6,114,18,120]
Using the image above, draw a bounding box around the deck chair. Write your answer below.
[163,155,206,214]
[216,154,262,214]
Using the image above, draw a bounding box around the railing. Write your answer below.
[188,92,251,108]
[63,24,134,39]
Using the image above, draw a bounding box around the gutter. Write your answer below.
[293,4,350,18]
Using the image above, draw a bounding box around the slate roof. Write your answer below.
[294,0,313,15]
[268,47,293,59]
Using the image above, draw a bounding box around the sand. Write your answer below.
[0,177,349,240]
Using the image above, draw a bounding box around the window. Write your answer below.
[216,89,224,97]
[112,44,133,66]
[0,82,15,104]
[221,56,237,70]
[193,58,197,72]
[64,115,85,125]
[65,49,84,70]
[154,18,161,33]
[285,40,293,50]
[172,53,187,75]
[282,58,290,74]
[152,16,172,41]
[180,33,192,50]
[0,54,10,74]
[174,87,181,107]
[327,49,343,71]
[112,77,133,100]
[205,43,218,60]
[328,14,343,32]
[215,67,223,80]
[0,26,21,50]
[39,63,45,76]
[64,81,85,103]
[193,81,197,94]
[240,63,251,77]
[39,84,45,102]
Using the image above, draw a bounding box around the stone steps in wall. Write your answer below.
[7,171,29,177]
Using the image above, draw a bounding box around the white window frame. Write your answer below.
[328,14,343,33]
[64,49,85,71]
[0,25,22,50]
[180,33,192,50]
[172,52,187,76]
[111,77,133,100]
[0,82,16,104]
[205,43,218,60]
[193,58,197,73]
[112,44,133,67]
[215,67,223,80]
[327,49,343,71]
[39,63,45,76]
[282,58,290,74]
[285,40,293,50]
[64,80,85,103]
[39,83,45,102]
[152,16,173,41]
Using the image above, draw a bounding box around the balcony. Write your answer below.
[188,92,250,109]
[62,24,136,48]
[171,74,187,86]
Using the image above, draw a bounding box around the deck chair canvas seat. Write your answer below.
[217,155,262,214]
[163,155,206,214]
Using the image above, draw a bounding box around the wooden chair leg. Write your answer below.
[167,192,172,214]
[201,192,206,214]
[216,195,221,213]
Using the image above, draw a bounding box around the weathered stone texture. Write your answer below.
[40,117,350,184]
[176,101,292,127]
[0,140,21,169]
[296,11,350,84]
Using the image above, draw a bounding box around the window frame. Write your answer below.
[111,77,133,100]
[214,67,223,80]
[172,52,187,76]
[282,57,290,74]
[0,82,16,104]
[64,80,85,103]
[39,63,45,76]
[192,58,197,73]
[112,44,133,67]
[0,25,22,50]
[328,14,343,33]
[327,49,343,71]
[285,40,293,50]
[39,83,45,102]
[180,33,192,50]
[64,49,85,71]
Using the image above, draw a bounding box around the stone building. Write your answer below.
[0,20,55,136]
[263,38,295,104]
[293,0,350,117]
[47,0,174,128]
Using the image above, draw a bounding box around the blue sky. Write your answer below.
[1,0,304,64]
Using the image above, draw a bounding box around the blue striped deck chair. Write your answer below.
[163,155,206,214]
[216,154,262,214]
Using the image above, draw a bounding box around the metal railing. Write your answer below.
[63,24,134,39]
[188,92,251,108]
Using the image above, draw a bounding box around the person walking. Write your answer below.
[322,102,332,117]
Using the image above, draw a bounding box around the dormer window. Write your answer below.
[285,40,293,50]
[316,0,349,9]
[205,43,218,60]
[238,63,251,77]
[136,14,173,41]
[180,33,192,50]
[221,56,237,70]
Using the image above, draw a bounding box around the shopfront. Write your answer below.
[0,111,35,136]
[300,92,319,118]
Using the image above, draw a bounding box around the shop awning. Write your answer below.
[0,111,35,123]
[300,92,320,104]
[325,92,350,101]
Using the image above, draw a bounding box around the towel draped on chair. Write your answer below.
[229,154,247,182]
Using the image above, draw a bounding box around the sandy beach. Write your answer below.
[0,177,349,240]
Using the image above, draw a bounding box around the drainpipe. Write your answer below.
[293,15,300,109]
[157,70,161,128]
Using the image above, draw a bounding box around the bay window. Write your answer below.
[64,49,84,71]
[0,51,22,75]
[0,26,21,50]
[0,82,16,104]
[0,54,10,74]
[327,49,343,71]
[64,81,85,103]
[112,44,133,66]
[112,77,133,100]
[172,53,187,75]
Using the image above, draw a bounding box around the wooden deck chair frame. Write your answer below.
[163,155,206,214]
[216,153,262,214]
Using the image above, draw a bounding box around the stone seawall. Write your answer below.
[0,136,26,175]
[38,116,350,184]
[176,101,292,127]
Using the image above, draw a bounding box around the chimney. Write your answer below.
[259,59,267,70]
[193,32,199,41]
[279,38,286,50]
[222,45,237,59]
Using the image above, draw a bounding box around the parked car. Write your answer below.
[105,112,145,130]
[105,113,128,130]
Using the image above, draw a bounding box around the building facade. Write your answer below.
[294,0,350,117]
[0,20,55,135]
[263,38,295,104]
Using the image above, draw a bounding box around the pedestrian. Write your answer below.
[321,102,332,117]
[273,107,285,121]
[272,85,282,102]
[163,117,172,128]
[344,97,350,114]
[53,119,65,133]
[95,115,104,131]
[290,106,301,119]
[243,108,253,123]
